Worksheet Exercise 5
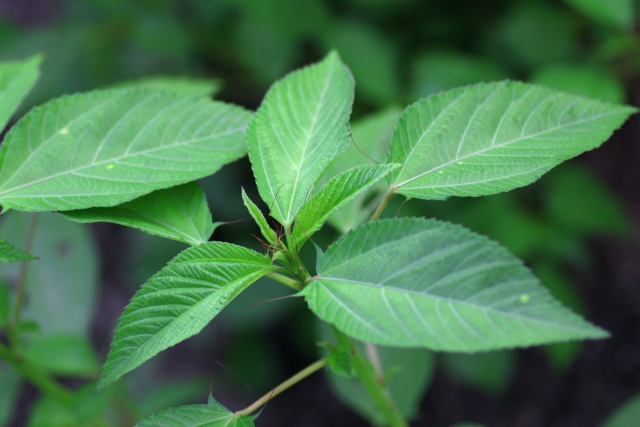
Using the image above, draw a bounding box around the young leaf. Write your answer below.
[62,182,216,246]
[248,51,355,226]
[135,395,255,427]
[388,81,636,201]
[290,164,399,249]
[302,218,607,351]
[98,242,275,389]
[0,55,41,131]
[241,188,277,245]
[0,238,35,262]
[110,76,222,98]
[0,89,252,212]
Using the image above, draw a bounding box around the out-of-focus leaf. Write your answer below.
[0,212,98,337]
[411,50,508,99]
[0,55,41,131]
[564,0,633,30]
[62,182,216,246]
[0,238,35,262]
[531,64,625,104]
[544,164,630,238]
[23,334,100,377]
[229,0,328,37]
[0,365,21,426]
[443,350,516,396]
[324,21,399,105]
[110,76,221,98]
[138,378,209,417]
[328,345,353,378]
[601,393,640,427]
[0,282,9,328]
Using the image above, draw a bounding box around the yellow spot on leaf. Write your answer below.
[60,128,69,135]
[438,171,444,174]
[106,164,115,170]
[519,294,530,303]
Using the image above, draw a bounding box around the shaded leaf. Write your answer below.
[303,218,607,351]
[62,182,216,246]
[443,350,516,396]
[564,0,633,30]
[601,393,640,427]
[0,55,41,131]
[23,334,100,376]
[241,188,277,245]
[99,243,275,389]
[0,365,21,426]
[248,51,354,226]
[389,81,635,201]
[291,164,398,249]
[0,282,9,328]
[328,345,353,378]
[0,89,251,211]
[111,76,221,97]
[0,238,34,262]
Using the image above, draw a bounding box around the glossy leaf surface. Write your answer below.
[303,218,607,351]
[248,51,354,226]
[291,164,398,249]
[0,238,35,262]
[388,81,635,201]
[99,243,274,389]
[0,55,41,131]
[0,89,251,211]
[62,182,216,246]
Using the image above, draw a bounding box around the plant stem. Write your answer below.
[10,213,38,351]
[267,272,301,290]
[370,187,396,222]
[0,341,73,405]
[235,358,328,417]
[364,342,384,379]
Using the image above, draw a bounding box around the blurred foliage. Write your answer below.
[0,0,636,425]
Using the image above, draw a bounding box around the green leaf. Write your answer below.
[248,51,354,226]
[0,365,21,426]
[135,395,255,427]
[442,350,516,395]
[601,393,640,427]
[241,188,277,245]
[303,218,607,351]
[23,334,100,376]
[328,345,353,378]
[0,55,41,131]
[62,182,216,246]
[0,282,9,328]
[98,242,275,389]
[388,81,636,201]
[0,89,252,212]
[0,212,98,337]
[564,0,633,30]
[110,76,222,97]
[291,164,398,249]
[0,238,34,262]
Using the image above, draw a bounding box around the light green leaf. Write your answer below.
[0,212,98,337]
[241,188,277,245]
[135,395,255,427]
[110,76,222,97]
[0,89,252,212]
[62,182,216,246]
[0,238,34,262]
[389,81,635,201]
[601,393,640,427]
[291,164,398,250]
[23,334,100,376]
[0,365,21,426]
[303,218,607,351]
[0,55,41,131]
[98,242,275,389]
[248,51,355,226]
[564,0,633,30]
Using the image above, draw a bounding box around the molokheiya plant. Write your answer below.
[0,51,635,427]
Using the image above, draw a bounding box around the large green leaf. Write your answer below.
[601,393,640,427]
[110,76,222,98]
[302,218,607,351]
[564,0,633,30]
[135,395,255,427]
[388,81,635,201]
[98,242,275,389]
[62,182,216,246]
[291,164,398,249]
[0,238,35,262]
[0,55,41,131]
[0,89,251,212]
[248,51,354,226]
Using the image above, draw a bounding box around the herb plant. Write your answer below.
[0,50,636,427]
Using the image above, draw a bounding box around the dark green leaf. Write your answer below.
[443,350,516,395]
[601,393,640,427]
[0,365,21,426]
[564,0,633,30]
[0,282,9,328]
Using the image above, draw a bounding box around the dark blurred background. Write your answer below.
[1,0,640,426]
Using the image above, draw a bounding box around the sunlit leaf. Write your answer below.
[389,81,635,201]
[0,55,41,131]
[303,218,607,351]
[98,243,275,389]
[564,0,633,30]
[111,76,221,97]
[248,51,354,226]
[0,238,34,262]
[62,182,216,246]
[0,89,251,211]
[291,164,398,249]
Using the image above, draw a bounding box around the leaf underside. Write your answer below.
[0,89,252,212]
[303,218,607,352]
[248,51,355,226]
[135,396,255,427]
[0,238,35,262]
[62,182,215,246]
[98,243,274,389]
[389,81,636,201]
